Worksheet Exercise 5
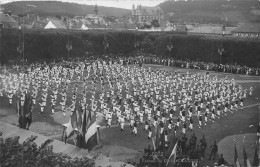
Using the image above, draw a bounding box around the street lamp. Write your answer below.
[66,18,72,60]
[17,26,23,65]
[103,37,109,56]
[103,25,109,57]
[167,37,173,58]
[218,45,224,65]
[19,3,37,67]
[66,41,72,61]
[134,27,140,55]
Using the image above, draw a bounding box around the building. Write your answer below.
[0,12,18,29]
[132,4,163,24]
[21,13,41,29]
[231,23,260,38]
[44,19,67,29]
[32,20,48,29]
[70,19,89,30]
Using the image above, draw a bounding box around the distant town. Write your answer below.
[0,1,260,38]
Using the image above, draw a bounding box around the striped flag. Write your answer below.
[78,105,87,148]
[164,136,177,159]
[234,140,241,167]
[166,141,178,166]
[80,106,87,136]
[84,111,98,152]
[62,108,78,144]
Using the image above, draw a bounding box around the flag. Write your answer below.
[165,137,177,159]
[16,98,22,117]
[78,106,87,148]
[62,108,78,144]
[76,105,83,131]
[86,109,92,129]
[161,130,165,151]
[17,97,24,128]
[85,112,98,152]
[166,141,178,166]
[252,141,259,167]
[80,106,87,136]
[234,140,241,167]
[24,94,33,129]
[243,145,251,167]
[152,136,157,151]
[71,108,78,130]
[155,123,160,150]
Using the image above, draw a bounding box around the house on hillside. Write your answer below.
[33,20,48,29]
[231,23,260,38]
[11,14,20,23]
[70,19,89,30]
[44,19,67,29]
[85,14,107,25]
[0,13,18,28]
[21,13,41,29]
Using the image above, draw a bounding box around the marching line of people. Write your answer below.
[0,59,254,146]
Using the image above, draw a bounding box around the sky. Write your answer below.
[0,0,167,9]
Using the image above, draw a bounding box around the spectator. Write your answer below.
[217,154,226,166]
[208,141,218,160]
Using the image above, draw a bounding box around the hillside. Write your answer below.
[2,1,131,17]
[159,0,260,24]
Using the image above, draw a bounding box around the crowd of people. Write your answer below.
[127,56,260,76]
[141,133,227,167]
[0,55,254,166]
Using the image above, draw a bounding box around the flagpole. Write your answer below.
[243,136,246,167]
[234,139,241,167]
[163,127,166,167]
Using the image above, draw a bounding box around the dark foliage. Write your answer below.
[1,29,260,67]
[0,135,95,167]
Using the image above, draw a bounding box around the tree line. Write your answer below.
[1,29,260,67]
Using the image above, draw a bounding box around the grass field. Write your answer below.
[0,64,259,166]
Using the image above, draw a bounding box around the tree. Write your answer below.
[0,135,95,167]
[55,15,61,20]
[151,20,160,28]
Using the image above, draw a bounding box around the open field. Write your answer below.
[0,64,259,166]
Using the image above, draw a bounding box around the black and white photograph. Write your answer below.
[0,0,260,166]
